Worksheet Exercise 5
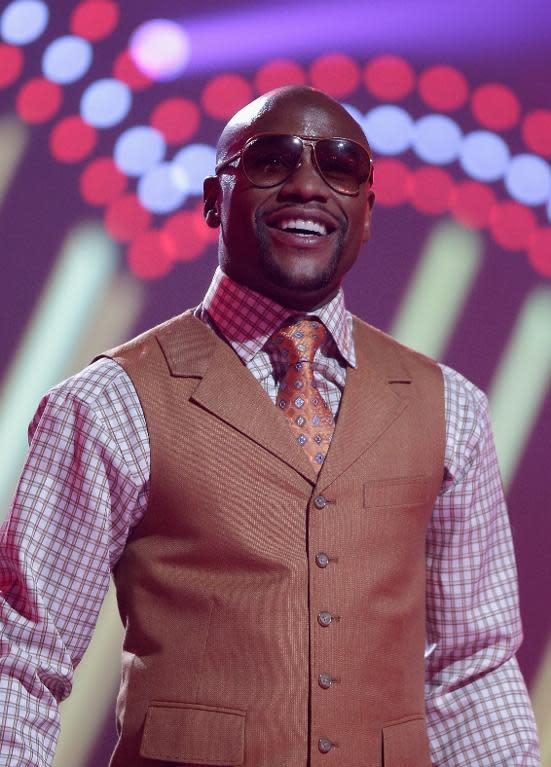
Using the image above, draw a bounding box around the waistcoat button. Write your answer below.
[315,552,329,568]
[318,672,332,688]
[313,495,327,509]
[318,611,332,627]
[318,736,333,754]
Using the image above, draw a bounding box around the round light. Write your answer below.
[129,19,191,81]
[80,78,132,128]
[459,130,510,182]
[1,0,49,45]
[413,114,463,165]
[364,105,414,155]
[114,125,166,177]
[138,162,189,214]
[504,154,551,207]
[172,144,216,195]
[42,35,92,84]
[341,103,365,131]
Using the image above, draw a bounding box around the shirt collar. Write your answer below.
[201,267,356,368]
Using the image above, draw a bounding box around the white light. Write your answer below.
[504,154,551,207]
[114,126,166,177]
[81,79,132,129]
[1,0,48,45]
[138,162,188,214]
[42,35,92,84]
[341,103,366,132]
[129,19,191,81]
[413,114,463,165]
[364,105,414,155]
[460,130,510,182]
[173,144,216,195]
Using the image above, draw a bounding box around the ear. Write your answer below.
[362,189,375,242]
[203,176,221,229]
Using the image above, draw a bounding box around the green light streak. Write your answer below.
[488,286,551,489]
[390,220,482,359]
[0,115,28,206]
[0,223,118,519]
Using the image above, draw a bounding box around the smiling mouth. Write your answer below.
[265,214,338,240]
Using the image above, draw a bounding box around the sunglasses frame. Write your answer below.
[215,133,374,196]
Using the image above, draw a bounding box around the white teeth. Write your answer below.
[278,218,328,236]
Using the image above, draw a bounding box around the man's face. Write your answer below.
[207,93,374,311]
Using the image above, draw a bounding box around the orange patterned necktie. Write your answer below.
[272,318,335,472]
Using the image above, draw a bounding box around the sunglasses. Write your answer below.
[215,133,374,196]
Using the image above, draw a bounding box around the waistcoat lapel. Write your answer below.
[156,312,317,484]
[318,318,412,492]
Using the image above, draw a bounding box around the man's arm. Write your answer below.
[0,359,149,766]
[425,364,541,767]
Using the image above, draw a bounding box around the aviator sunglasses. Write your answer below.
[215,133,374,196]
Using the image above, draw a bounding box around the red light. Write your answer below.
[71,0,119,41]
[0,45,24,89]
[50,116,97,163]
[254,59,306,94]
[104,194,151,242]
[418,65,469,112]
[113,50,152,91]
[449,181,496,230]
[309,53,360,98]
[80,157,127,206]
[471,84,520,131]
[372,159,410,207]
[150,98,200,145]
[363,55,416,101]
[407,167,453,215]
[522,110,551,158]
[162,210,209,262]
[128,230,172,279]
[202,74,253,120]
[16,78,62,123]
[528,228,551,278]
[489,201,537,251]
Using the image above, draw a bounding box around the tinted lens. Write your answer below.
[315,138,371,194]
[242,135,302,187]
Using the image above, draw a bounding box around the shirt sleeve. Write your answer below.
[0,357,149,767]
[424,363,541,766]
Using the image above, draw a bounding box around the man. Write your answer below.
[0,86,541,766]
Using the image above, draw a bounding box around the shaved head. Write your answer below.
[216,85,370,166]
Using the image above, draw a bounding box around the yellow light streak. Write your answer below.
[390,220,482,359]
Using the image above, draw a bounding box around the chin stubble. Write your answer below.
[255,217,346,293]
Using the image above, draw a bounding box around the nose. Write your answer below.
[278,145,330,202]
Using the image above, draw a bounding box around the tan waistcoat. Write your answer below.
[102,310,445,767]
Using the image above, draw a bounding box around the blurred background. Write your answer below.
[0,0,550,764]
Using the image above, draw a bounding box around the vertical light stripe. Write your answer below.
[390,220,482,359]
[487,287,551,489]
[0,222,119,519]
[531,636,551,767]
[54,582,124,767]
[0,115,29,207]
[66,271,145,375]
[53,272,145,767]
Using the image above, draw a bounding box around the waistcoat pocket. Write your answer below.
[382,715,432,766]
[139,701,246,765]
[364,475,431,508]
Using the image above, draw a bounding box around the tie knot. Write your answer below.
[272,318,327,364]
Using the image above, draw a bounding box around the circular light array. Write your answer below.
[42,35,93,84]
[80,77,132,128]
[0,0,48,45]
[129,19,191,81]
